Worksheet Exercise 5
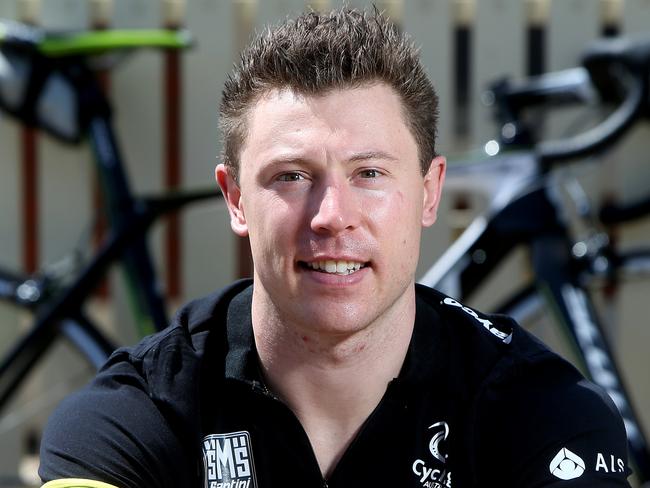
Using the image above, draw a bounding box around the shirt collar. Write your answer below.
[397,285,449,386]
[224,283,262,384]
[222,282,447,388]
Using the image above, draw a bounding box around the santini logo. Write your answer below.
[202,431,258,488]
[549,447,585,480]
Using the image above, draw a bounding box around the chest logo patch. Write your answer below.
[429,421,450,464]
[412,421,452,488]
[202,431,258,488]
[549,447,585,480]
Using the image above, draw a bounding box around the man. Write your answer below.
[40,6,632,488]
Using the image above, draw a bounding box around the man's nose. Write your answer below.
[310,181,360,235]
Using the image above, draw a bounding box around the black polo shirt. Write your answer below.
[39,280,632,487]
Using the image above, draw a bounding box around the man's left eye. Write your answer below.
[359,169,380,178]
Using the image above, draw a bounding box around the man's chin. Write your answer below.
[293,305,379,337]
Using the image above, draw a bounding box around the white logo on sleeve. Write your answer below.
[549,448,585,480]
[442,297,512,343]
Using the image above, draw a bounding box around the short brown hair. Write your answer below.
[219,6,439,180]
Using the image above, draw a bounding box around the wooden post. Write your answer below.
[601,0,623,36]
[452,0,475,140]
[90,0,113,299]
[163,0,186,296]
[448,0,475,240]
[18,0,41,275]
[525,0,549,76]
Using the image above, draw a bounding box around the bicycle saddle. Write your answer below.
[0,19,191,142]
[0,19,191,56]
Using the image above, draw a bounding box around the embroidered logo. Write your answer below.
[442,297,512,344]
[549,447,585,480]
[202,431,258,488]
[429,421,450,464]
[412,421,452,487]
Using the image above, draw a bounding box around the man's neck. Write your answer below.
[250,287,416,477]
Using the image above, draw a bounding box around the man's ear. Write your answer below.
[215,163,249,237]
[421,156,446,227]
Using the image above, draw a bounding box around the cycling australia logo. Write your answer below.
[429,421,449,464]
[549,447,585,480]
[202,431,258,488]
[412,421,452,488]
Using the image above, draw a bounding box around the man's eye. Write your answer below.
[277,172,305,182]
[359,169,380,178]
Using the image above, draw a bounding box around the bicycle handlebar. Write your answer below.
[582,36,650,107]
[487,68,597,127]
[536,36,650,165]
[489,36,650,167]
[600,194,650,225]
[536,65,645,165]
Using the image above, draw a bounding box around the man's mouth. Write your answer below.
[299,260,367,275]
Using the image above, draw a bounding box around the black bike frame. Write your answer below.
[420,166,650,481]
[0,56,220,411]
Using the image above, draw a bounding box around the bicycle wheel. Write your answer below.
[0,269,114,486]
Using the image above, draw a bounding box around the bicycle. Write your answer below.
[419,35,650,484]
[0,18,222,481]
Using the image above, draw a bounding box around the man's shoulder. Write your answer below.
[39,280,254,487]
[413,286,631,485]
[474,347,631,485]
[414,284,552,371]
[107,278,253,370]
[413,285,627,428]
[39,358,196,487]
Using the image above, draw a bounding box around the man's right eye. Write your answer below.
[276,172,305,182]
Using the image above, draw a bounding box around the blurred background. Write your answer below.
[0,0,649,485]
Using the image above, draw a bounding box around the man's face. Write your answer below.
[217,83,445,336]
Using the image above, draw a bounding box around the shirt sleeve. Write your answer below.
[38,357,195,488]
[474,352,633,487]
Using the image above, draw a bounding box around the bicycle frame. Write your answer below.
[0,41,221,412]
[419,152,650,481]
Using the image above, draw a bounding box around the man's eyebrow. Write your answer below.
[261,154,312,168]
[262,151,399,167]
[348,151,399,163]
[266,155,304,165]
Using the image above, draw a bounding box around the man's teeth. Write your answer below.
[310,260,364,275]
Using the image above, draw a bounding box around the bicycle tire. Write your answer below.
[0,269,117,483]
